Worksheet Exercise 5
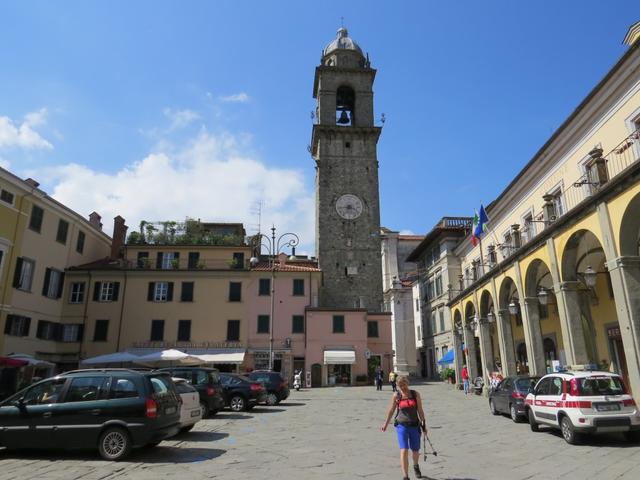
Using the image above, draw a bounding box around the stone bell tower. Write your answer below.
[311,27,383,311]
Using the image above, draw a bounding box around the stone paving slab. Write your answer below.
[0,382,638,479]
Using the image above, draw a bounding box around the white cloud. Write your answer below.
[163,108,200,131]
[399,229,417,235]
[0,157,10,170]
[44,129,315,251]
[219,93,250,103]
[0,109,53,150]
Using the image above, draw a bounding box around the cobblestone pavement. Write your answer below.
[1,382,639,480]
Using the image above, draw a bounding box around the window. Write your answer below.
[4,314,31,337]
[332,315,345,333]
[150,320,165,341]
[93,281,120,302]
[177,320,191,342]
[292,315,304,334]
[293,279,304,296]
[548,186,565,219]
[157,252,179,269]
[232,252,244,269]
[367,320,379,337]
[259,278,271,296]
[13,257,35,291]
[434,272,443,297]
[36,320,58,340]
[93,319,109,341]
[417,325,421,341]
[522,212,535,243]
[415,298,420,311]
[76,231,85,254]
[0,188,14,205]
[257,315,270,334]
[137,252,149,268]
[42,268,64,299]
[56,219,69,244]
[152,282,170,302]
[227,320,240,341]
[29,205,44,233]
[439,308,445,332]
[188,252,200,269]
[22,378,66,405]
[110,378,140,399]
[229,282,242,302]
[66,377,108,403]
[62,324,82,342]
[181,282,194,302]
[431,310,437,335]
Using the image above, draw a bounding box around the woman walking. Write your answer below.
[380,376,427,479]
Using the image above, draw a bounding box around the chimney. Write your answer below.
[89,212,103,230]
[111,216,128,259]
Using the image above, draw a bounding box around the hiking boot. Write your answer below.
[413,464,422,478]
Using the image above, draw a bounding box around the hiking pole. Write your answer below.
[425,434,438,457]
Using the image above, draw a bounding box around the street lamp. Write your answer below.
[538,287,550,305]
[582,265,597,289]
[249,226,299,371]
[508,299,519,316]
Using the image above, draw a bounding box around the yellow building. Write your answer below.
[0,167,111,395]
[447,22,640,396]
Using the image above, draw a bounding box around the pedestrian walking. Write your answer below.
[381,376,427,480]
[375,366,384,391]
[461,364,470,395]
[389,370,397,392]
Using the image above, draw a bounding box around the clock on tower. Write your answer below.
[311,27,383,311]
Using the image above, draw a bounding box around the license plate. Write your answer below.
[165,406,176,415]
[190,409,200,417]
[595,403,620,412]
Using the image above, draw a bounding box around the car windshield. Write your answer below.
[577,376,625,396]
[174,382,196,394]
[515,377,540,392]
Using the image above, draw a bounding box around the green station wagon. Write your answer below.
[0,369,181,460]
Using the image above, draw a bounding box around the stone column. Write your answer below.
[522,297,547,375]
[453,332,464,386]
[497,309,517,376]
[606,256,640,398]
[478,318,494,380]
[557,281,591,366]
[462,324,479,379]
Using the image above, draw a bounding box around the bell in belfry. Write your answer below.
[337,110,350,124]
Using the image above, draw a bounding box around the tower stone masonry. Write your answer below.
[312,28,384,311]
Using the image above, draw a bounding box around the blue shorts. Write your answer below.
[396,424,421,451]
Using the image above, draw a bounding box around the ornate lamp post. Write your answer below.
[250,226,299,371]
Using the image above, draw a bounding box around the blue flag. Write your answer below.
[473,205,489,239]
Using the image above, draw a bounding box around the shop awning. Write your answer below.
[437,349,455,365]
[324,350,356,365]
[194,351,245,364]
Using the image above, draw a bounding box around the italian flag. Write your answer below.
[471,205,489,247]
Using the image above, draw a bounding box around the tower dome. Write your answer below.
[323,27,364,57]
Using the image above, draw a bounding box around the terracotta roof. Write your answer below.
[398,235,424,241]
[251,261,321,273]
[67,257,123,271]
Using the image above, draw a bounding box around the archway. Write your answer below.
[524,259,563,373]
[336,85,355,126]
[463,302,481,379]
[498,277,521,375]
[480,290,501,374]
[560,229,614,370]
[452,309,464,385]
[619,192,640,256]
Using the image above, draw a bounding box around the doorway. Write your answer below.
[367,355,381,383]
[311,363,322,388]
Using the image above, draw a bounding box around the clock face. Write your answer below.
[336,194,363,219]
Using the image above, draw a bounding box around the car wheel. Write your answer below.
[510,404,521,423]
[180,425,194,433]
[624,431,640,443]
[528,409,539,432]
[98,427,132,461]
[266,392,278,406]
[560,416,581,445]
[200,402,209,419]
[230,395,246,412]
[489,399,499,415]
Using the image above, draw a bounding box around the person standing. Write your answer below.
[375,366,384,391]
[381,376,427,480]
[389,370,397,392]
[461,364,470,395]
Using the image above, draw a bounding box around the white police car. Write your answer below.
[525,371,640,444]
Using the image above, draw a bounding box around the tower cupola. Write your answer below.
[322,27,368,68]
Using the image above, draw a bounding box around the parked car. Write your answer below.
[489,375,541,422]
[219,373,266,412]
[157,367,224,418]
[525,371,640,444]
[246,370,290,406]
[172,378,202,433]
[0,369,181,460]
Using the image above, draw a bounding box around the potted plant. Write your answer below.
[440,368,455,384]
[170,258,180,269]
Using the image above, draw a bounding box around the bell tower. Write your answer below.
[312,27,383,311]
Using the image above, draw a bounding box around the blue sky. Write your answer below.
[1,1,638,254]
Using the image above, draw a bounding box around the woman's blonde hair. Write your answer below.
[396,375,409,387]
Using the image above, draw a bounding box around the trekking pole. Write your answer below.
[426,435,438,457]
